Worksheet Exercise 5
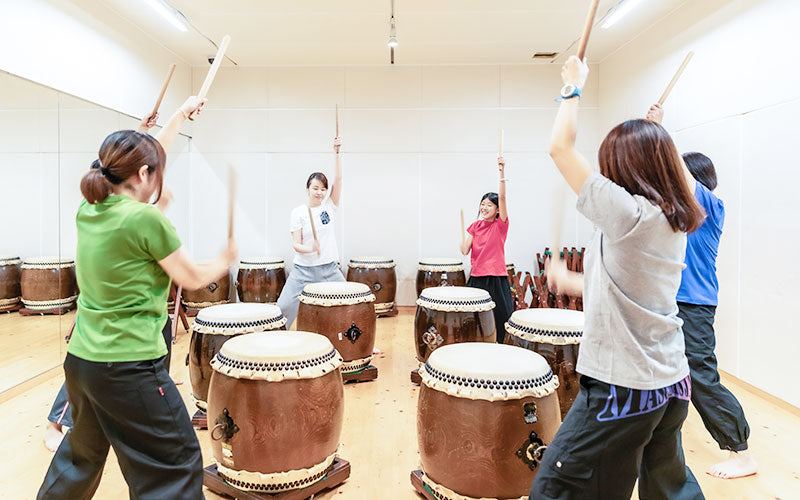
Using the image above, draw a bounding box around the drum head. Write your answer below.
[212,331,342,381]
[418,257,464,272]
[417,286,495,312]
[299,281,375,306]
[506,308,584,345]
[0,256,21,266]
[239,257,285,270]
[194,303,286,334]
[348,257,395,269]
[22,257,74,269]
[420,342,558,401]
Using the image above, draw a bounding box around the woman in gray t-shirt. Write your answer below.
[529,56,706,500]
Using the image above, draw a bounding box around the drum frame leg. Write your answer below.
[203,457,351,499]
[342,365,378,383]
[410,368,422,385]
[377,305,399,318]
[410,470,437,500]
[192,409,208,430]
[19,304,76,316]
[0,303,23,313]
[183,307,201,318]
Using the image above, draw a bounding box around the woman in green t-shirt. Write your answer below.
[38,97,237,500]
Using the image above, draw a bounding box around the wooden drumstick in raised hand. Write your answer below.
[307,206,320,256]
[335,103,340,137]
[152,63,176,118]
[460,209,466,244]
[576,0,601,60]
[228,165,237,240]
[658,51,694,105]
[499,129,504,157]
[189,34,231,120]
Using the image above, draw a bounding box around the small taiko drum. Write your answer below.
[297,282,376,375]
[236,258,286,304]
[416,258,466,297]
[182,269,230,310]
[208,331,344,493]
[346,257,397,314]
[505,308,584,419]
[415,286,495,364]
[0,256,22,309]
[189,303,286,410]
[20,257,78,311]
[417,343,561,499]
[506,261,516,285]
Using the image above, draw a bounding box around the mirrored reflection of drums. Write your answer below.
[189,303,286,411]
[416,258,466,297]
[416,343,561,499]
[20,257,78,311]
[346,257,396,315]
[182,268,230,311]
[207,331,344,493]
[415,286,496,364]
[236,258,286,304]
[505,308,584,419]
[297,282,376,375]
[0,256,22,309]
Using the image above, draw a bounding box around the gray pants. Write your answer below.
[277,262,345,329]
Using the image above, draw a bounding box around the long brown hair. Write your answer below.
[80,130,166,204]
[598,119,703,233]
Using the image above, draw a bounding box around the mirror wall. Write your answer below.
[0,70,190,393]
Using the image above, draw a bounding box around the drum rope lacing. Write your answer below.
[21,260,75,269]
[300,290,374,301]
[213,348,338,372]
[194,315,286,330]
[420,472,527,500]
[349,259,395,268]
[215,452,338,493]
[0,257,21,265]
[418,297,493,307]
[423,361,555,392]
[506,320,582,338]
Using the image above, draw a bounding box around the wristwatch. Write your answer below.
[557,84,582,101]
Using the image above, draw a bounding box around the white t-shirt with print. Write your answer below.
[290,197,339,267]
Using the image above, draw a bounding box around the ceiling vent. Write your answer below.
[531,51,559,60]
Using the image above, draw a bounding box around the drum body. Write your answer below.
[417,343,561,499]
[189,303,286,410]
[208,331,344,493]
[506,262,516,286]
[505,309,584,419]
[20,258,78,310]
[415,258,466,296]
[0,256,22,308]
[236,258,286,304]
[297,282,376,374]
[346,257,396,314]
[414,286,496,363]
[182,272,230,310]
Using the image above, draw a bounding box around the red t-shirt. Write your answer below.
[467,217,509,276]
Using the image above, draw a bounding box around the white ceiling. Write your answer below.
[97,0,687,66]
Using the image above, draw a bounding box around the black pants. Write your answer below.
[47,318,174,430]
[467,275,514,344]
[530,376,704,500]
[678,302,750,451]
[38,350,202,500]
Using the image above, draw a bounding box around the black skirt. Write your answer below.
[467,275,514,344]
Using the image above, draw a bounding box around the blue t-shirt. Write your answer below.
[677,182,725,306]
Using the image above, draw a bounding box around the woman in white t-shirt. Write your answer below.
[277,136,345,327]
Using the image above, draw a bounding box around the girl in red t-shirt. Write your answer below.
[459,156,513,343]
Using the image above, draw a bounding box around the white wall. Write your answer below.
[599,0,800,407]
[182,64,601,306]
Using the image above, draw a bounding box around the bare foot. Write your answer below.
[707,450,758,479]
[43,422,65,452]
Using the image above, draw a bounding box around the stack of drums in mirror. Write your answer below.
[505,308,584,419]
[416,258,466,296]
[297,282,376,375]
[0,256,22,311]
[417,343,561,499]
[20,257,78,311]
[236,258,286,304]
[182,263,230,311]
[208,331,344,493]
[346,257,396,315]
[189,303,287,413]
[415,286,496,365]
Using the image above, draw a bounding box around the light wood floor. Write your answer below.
[1,307,798,499]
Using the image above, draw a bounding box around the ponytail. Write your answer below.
[80,159,113,204]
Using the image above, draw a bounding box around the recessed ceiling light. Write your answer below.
[143,0,188,32]
[601,0,646,30]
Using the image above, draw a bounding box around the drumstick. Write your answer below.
[307,206,320,256]
[152,63,176,117]
[499,129,504,157]
[460,209,465,243]
[335,103,340,137]
[228,165,237,239]
[552,184,568,262]
[576,0,601,60]
[658,51,694,105]
[189,34,231,120]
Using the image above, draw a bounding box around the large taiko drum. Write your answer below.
[417,343,561,499]
[505,308,584,419]
[415,286,495,364]
[236,258,286,304]
[182,269,230,310]
[297,282,376,375]
[20,257,78,310]
[208,331,344,493]
[416,258,466,297]
[189,303,286,410]
[0,256,22,309]
[346,257,397,315]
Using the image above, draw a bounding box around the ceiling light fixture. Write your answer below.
[143,0,188,32]
[601,0,646,29]
[388,20,398,48]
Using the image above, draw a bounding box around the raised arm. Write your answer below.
[154,96,206,153]
[498,156,508,222]
[158,241,237,291]
[546,256,584,296]
[137,111,158,133]
[329,136,343,206]
[646,103,696,192]
[549,56,592,195]
[292,229,320,255]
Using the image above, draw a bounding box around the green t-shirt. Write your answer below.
[68,194,181,362]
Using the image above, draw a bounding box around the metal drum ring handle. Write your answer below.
[210,423,226,441]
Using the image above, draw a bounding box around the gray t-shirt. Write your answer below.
[576,172,690,390]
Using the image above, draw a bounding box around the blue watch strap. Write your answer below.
[555,86,582,102]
